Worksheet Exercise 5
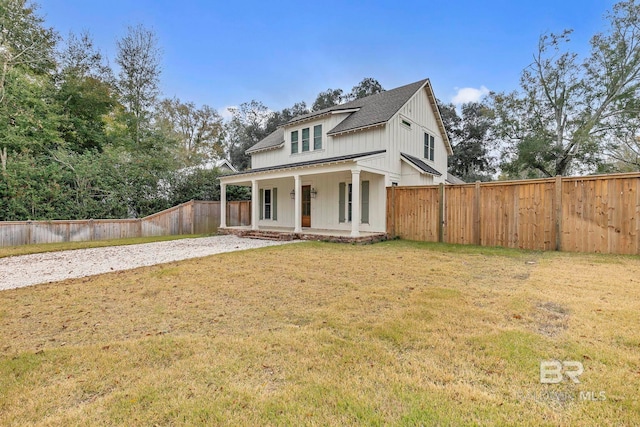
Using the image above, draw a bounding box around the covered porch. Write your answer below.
[218,151,390,239]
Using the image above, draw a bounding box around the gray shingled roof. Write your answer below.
[224,150,386,177]
[245,128,285,154]
[400,152,442,176]
[327,79,428,135]
[246,79,430,153]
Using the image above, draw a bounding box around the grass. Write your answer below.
[0,234,205,259]
[0,240,639,426]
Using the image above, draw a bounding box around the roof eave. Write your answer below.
[327,122,386,136]
[424,79,454,156]
[400,153,442,177]
[245,142,284,155]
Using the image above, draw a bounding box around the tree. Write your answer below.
[438,100,496,181]
[312,88,344,111]
[493,1,640,178]
[156,98,225,166]
[225,100,272,171]
[347,77,384,100]
[266,101,309,131]
[0,0,58,171]
[115,24,161,146]
[56,31,117,152]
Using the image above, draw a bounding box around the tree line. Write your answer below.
[1,0,639,221]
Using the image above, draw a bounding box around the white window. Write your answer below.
[424,132,435,161]
[259,188,277,220]
[264,189,272,219]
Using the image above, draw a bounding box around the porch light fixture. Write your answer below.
[290,189,295,199]
[311,188,317,198]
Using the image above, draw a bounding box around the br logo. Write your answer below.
[540,360,584,384]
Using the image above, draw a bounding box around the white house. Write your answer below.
[219,78,453,238]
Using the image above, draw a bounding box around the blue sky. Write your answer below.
[39,0,617,117]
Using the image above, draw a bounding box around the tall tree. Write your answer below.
[115,24,161,146]
[348,77,384,100]
[56,31,116,152]
[312,88,344,111]
[439,100,495,181]
[493,0,640,177]
[226,100,272,171]
[156,97,225,166]
[266,101,309,131]
[0,0,58,170]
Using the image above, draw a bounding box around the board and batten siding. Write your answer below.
[251,115,388,170]
[387,87,447,184]
[254,171,386,232]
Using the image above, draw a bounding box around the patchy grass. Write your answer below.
[0,234,205,259]
[0,240,639,425]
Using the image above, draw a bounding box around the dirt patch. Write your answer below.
[533,301,570,337]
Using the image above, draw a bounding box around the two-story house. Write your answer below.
[219,78,453,238]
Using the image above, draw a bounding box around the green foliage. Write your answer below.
[0,68,62,156]
[493,1,640,177]
[439,100,495,181]
[312,88,344,111]
[156,98,225,166]
[347,77,384,100]
[170,168,221,203]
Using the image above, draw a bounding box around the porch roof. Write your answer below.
[220,150,386,181]
[400,152,442,176]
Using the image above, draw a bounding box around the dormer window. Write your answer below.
[291,130,298,154]
[302,128,310,152]
[290,125,323,155]
[314,125,322,150]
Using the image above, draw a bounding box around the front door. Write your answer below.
[301,185,311,227]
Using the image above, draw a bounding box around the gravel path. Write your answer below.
[0,235,296,291]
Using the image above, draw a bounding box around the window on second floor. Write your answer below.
[291,131,299,154]
[302,128,310,152]
[424,132,435,161]
[313,125,322,150]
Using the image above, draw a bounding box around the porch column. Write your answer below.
[220,182,227,228]
[251,179,259,230]
[294,174,302,233]
[351,169,361,237]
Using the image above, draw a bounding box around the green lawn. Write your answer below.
[0,240,638,426]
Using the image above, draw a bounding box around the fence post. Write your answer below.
[474,181,481,246]
[89,219,95,241]
[178,204,183,235]
[190,201,196,235]
[390,185,396,238]
[555,175,563,251]
[438,183,445,243]
[26,221,32,245]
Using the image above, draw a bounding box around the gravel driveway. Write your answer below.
[0,235,296,291]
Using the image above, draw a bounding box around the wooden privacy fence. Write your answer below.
[387,173,640,255]
[0,200,251,248]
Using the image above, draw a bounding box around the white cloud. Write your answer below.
[451,86,490,105]
[218,106,236,121]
